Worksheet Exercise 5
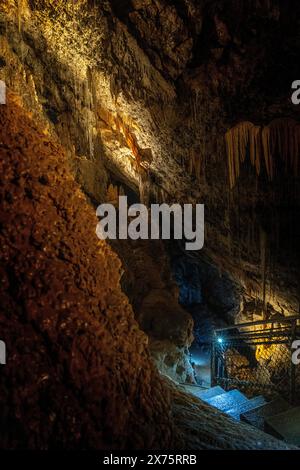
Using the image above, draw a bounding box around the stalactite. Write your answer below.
[188,149,194,175]
[225,118,300,188]
[114,115,142,167]
[250,125,261,175]
[225,121,255,188]
[188,148,203,182]
[150,185,157,204]
[139,170,151,206]
[85,67,97,160]
[84,70,95,161]
[262,125,274,180]
[17,0,23,33]
[106,183,119,205]
[98,105,151,176]
[73,71,80,126]
[260,227,267,318]
[195,152,201,181]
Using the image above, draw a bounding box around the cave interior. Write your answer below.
[0,0,300,452]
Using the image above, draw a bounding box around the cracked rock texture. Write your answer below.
[0,93,175,449]
[0,0,299,323]
[0,0,299,450]
[113,238,195,383]
[0,93,294,450]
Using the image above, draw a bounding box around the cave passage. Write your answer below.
[0,0,300,454]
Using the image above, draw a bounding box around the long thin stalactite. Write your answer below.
[225,119,300,188]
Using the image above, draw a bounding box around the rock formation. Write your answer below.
[0,93,177,449]
[1,0,299,320]
[0,0,299,450]
[0,90,293,451]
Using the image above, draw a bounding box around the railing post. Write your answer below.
[211,332,216,387]
[290,319,297,404]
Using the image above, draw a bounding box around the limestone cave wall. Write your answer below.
[0,87,293,451]
[0,0,300,450]
[0,93,177,449]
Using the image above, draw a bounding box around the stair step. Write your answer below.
[241,397,290,430]
[206,389,248,413]
[264,406,300,446]
[227,396,266,421]
[183,385,225,401]
[182,384,206,396]
[197,386,225,401]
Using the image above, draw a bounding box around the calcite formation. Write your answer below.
[111,236,195,383]
[0,0,299,450]
[0,0,299,320]
[0,94,294,450]
[226,119,300,189]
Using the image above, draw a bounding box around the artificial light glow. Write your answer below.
[217,337,223,344]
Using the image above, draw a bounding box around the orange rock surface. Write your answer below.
[0,94,174,449]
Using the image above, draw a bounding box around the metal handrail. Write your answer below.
[214,315,300,332]
[211,316,300,404]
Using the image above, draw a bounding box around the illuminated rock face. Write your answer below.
[0,95,175,449]
[112,237,195,383]
[0,0,299,450]
[225,119,300,189]
[0,95,294,451]
[1,0,299,320]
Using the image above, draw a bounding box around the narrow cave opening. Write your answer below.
[170,248,239,387]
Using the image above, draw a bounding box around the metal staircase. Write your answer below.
[211,316,300,403]
[182,384,300,447]
[182,316,300,447]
